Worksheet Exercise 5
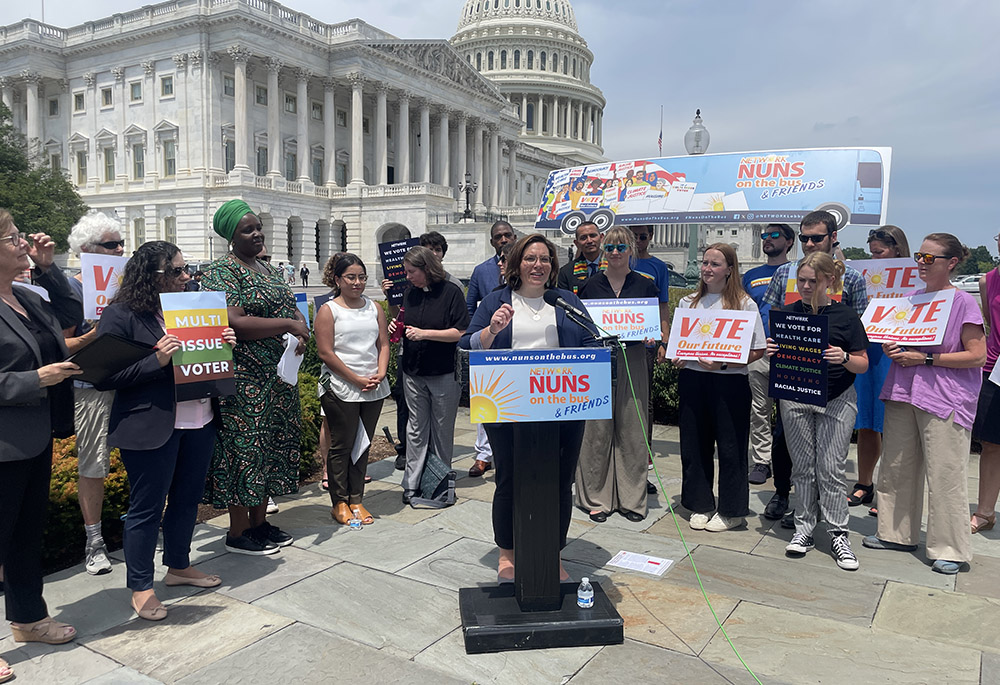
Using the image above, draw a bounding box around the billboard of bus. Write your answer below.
[534,147,891,235]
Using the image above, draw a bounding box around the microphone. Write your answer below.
[543,289,589,320]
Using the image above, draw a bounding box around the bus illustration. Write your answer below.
[534,147,891,235]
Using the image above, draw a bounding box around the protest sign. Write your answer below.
[665,309,759,363]
[295,292,310,326]
[468,348,612,423]
[159,291,236,401]
[582,297,661,341]
[378,237,420,306]
[81,253,128,318]
[861,289,954,346]
[846,257,921,301]
[768,310,829,407]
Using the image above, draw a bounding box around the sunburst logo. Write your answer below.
[693,320,717,340]
[864,268,887,292]
[704,193,726,211]
[887,307,912,328]
[469,369,527,423]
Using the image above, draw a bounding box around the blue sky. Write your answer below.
[3,0,997,253]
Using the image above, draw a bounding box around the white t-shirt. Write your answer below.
[510,291,559,349]
[675,292,765,375]
[320,296,390,402]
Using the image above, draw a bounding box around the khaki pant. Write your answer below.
[876,400,973,562]
[747,356,772,466]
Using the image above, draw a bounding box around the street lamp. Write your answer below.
[683,109,709,284]
[458,170,478,221]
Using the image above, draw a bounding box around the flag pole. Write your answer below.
[657,105,663,156]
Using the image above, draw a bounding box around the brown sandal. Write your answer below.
[355,504,375,525]
[331,501,353,524]
[972,512,996,534]
[10,617,76,644]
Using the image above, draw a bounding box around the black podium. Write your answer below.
[458,420,624,653]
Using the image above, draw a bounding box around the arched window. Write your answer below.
[540,51,546,71]
[527,50,533,69]
[536,0,541,8]
[515,0,520,6]
[563,56,568,74]
[467,54,472,64]
[494,0,500,8]
[488,51,494,70]
[552,52,558,71]
[526,103,534,131]
[572,58,576,77]
[500,50,507,69]
[514,49,520,68]
[476,52,482,70]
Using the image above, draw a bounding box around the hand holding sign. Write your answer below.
[154,333,182,367]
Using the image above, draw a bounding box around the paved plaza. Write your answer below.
[2,402,999,684]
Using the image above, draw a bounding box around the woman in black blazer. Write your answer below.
[0,211,82,675]
[96,241,235,622]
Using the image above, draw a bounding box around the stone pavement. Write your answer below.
[3,402,999,684]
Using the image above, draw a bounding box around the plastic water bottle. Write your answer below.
[389,307,405,343]
[577,577,594,609]
[348,507,363,530]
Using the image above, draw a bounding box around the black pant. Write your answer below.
[0,444,52,623]
[390,362,409,451]
[678,369,751,517]
[321,393,383,505]
[771,403,792,496]
[485,421,584,550]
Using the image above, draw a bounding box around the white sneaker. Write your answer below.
[689,513,711,530]
[831,534,859,570]
[85,542,112,575]
[705,513,745,532]
[266,496,279,514]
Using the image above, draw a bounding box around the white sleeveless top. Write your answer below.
[320,296,390,402]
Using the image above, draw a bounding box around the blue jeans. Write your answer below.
[120,424,216,591]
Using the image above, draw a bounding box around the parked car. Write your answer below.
[951,274,983,293]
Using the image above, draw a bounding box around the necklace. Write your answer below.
[516,292,545,321]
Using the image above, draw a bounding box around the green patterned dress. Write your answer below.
[200,253,301,507]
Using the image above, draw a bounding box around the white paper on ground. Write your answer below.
[276,332,303,385]
[607,550,673,576]
[350,420,370,464]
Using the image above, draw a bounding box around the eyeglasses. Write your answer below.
[341,273,368,283]
[156,264,189,277]
[867,229,896,245]
[603,243,629,254]
[522,255,551,264]
[798,233,831,244]
[913,252,950,265]
[3,232,27,247]
[95,239,125,250]
[760,230,783,240]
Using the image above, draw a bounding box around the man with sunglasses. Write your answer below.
[557,221,605,294]
[742,224,795,486]
[759,211,868,523]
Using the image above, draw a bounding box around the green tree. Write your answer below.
[955,245,997,276]
[841,246,870,260]
[0,103,88,251]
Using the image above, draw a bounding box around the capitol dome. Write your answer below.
[451,0,605,164]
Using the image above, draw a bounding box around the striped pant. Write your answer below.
[780,387,857,537]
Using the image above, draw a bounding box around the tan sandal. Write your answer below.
[972,512,996,534]
[355,504,375,525]
[331,501,353,525]
[10,616,76,644]
[0,657,13,684]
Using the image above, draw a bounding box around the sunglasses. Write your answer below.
[798,233,831,244]
[867,229,896,245]
[603,243,629,254]
[3,232,27,247]
[913,252,950,265]
[760,230,783,240]
[632,233,649,240]
[156,264,189,277]
[95,239,125,250]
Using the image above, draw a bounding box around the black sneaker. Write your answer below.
[253,521,293,547]
[831,534,859,570]
[646,480,657,495]
[763,493,788,520]
[394,453,407,471]
[780,509,795,529]
[748,463,771,485]
[785,532,814,555]
[225,531,279,556]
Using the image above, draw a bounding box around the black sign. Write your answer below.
[377,237,420,306]
[768,310,828,407]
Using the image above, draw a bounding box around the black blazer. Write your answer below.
[0,266,80,462]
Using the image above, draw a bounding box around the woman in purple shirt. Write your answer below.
[863,233,986,575]
[971,232,1000,535]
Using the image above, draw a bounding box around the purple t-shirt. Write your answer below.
[880,288,984,430]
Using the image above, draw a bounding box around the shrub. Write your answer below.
[298,370,323,480]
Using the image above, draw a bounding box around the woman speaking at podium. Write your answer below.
[460,233,598,583]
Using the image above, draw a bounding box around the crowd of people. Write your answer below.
[1,202,997,682]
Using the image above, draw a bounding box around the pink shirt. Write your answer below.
[985,269,1000,373]
[880,288,984,430]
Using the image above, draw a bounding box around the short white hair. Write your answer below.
[68,211,122,255]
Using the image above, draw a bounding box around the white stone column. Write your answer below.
[111,66,126,179]
[228,46,252,170]
[266,58,282,176]
[597,109,603,147]
[437,108,450,187]
[396,91,410,184]
[456,114,467,185]
[473,121,484,208]
[0,77,12,112]
[295,69,310,182]
[21,71,40,157]
[575,100,583,140]
[488,128,499,210]
[520,94,527,135]
[536,95,542,134]
[375,83,388,185]
[323,78,337,185]
[583,103,591,143]
[507,142,517,205]
[563,98,570,138]
[348,73,365,185]
[418,102,430,183]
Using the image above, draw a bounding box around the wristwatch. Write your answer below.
[720,362,728,371]
[925,353,934,366]
[843,350,850,364]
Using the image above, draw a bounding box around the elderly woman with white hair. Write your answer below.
[64,211,125,576]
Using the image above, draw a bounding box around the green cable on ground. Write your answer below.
[606,334,763,685]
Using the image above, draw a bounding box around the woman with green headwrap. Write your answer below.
[201,200,310,555]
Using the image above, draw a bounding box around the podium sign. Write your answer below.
[468,348,612,423]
